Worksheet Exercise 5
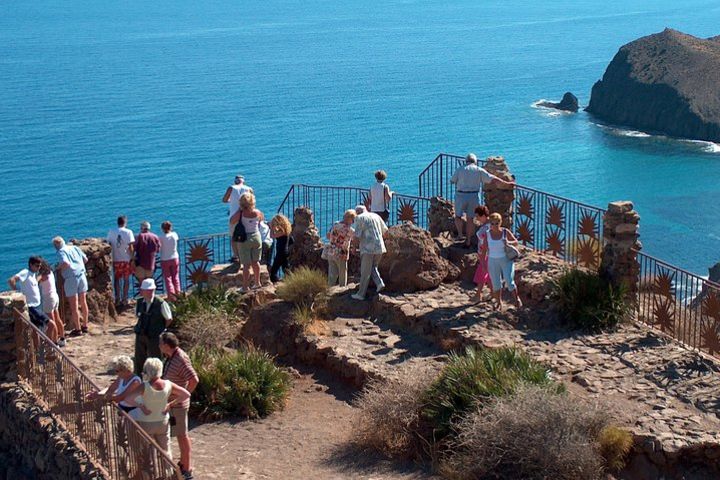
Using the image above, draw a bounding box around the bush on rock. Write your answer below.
[276,266,327,308]
[190,346,291,419]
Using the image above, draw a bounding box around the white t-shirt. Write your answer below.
[40,270,58,302]
[370,182,389,213]
[228,184,252,218]
[107,227,135,262]
[258,221,272,245]
[160,231,179,261]
[15,269,41,308]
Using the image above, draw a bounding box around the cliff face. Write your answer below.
[587,29,720,142]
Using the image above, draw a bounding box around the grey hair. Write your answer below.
[109,355,134,373]
[140,221,151,231]
[466,153,478,164]
[355,205,367,215]
[142,357,163,380]
[52,236,65,247]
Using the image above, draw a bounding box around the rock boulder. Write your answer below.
[378,223,459,292]
[72,238,116,324]
[288,207,325,272]
[537,92,579,112]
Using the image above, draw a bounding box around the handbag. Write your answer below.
[503,230,520,261]
[232,220,247,243]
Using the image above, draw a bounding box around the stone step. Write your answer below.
[207,263,271,289]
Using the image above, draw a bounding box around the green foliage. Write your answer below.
[190,346,291,419]
[292,304,314,328]
[422,347,563,442]
[598,426,634,472]
[276,266,328,308]
[171,286,240,329]
[551,269,630,332]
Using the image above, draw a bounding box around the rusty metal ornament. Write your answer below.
[186,239,213,263]
[652,298,675,334]
[517,191,534,218]
[517,218,534,246]
[397,198,417,223]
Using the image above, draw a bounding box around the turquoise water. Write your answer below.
[1,0,720,280]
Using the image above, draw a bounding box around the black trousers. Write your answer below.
[270,251,289,283]
[134,334,162,375]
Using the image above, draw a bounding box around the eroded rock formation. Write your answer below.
[587,29,720,142]
[537,92,579,112]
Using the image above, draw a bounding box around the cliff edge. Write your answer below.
[587,28,720,142]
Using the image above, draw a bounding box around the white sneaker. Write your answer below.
[57,338,66,348]
[351,293,365,301]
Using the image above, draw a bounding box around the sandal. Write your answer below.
[68,329,83,337]
[81,325,89,334]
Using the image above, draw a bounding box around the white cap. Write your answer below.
[140,278,156,291]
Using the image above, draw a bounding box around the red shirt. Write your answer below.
[162,348,198,410]
[135,231,161,270]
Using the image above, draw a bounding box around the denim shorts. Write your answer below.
[64,273,88,296]
[455,191,480,218]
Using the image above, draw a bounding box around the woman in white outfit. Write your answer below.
[480,213,522,311]
[367,170,393,223]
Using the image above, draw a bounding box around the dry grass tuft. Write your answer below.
[441,386,612,480]
[276,266,328,307]
[178,310,240,351]
[352,373,435,460]
[598,425,634,472]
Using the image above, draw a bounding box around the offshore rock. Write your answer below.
[537,92,579,112]
[587,29,720,142]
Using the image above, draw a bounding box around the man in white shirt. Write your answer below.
[222,175,253,261]
[7,256,58,342]
[351,205,388,300]
[450,153,515,247]
[106,215,135,308]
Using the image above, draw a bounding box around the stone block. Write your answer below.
[608,200,634,214]
[207,263,271,289]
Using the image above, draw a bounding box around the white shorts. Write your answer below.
[42,294,60,314]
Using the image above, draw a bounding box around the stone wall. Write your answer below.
[68,238,116,324]
[482,156,515,227]
[0,291,24,382]
[428,196,456,237]
[599,201,642,298]
[0,382,109,480]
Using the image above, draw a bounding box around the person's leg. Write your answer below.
[172,407,192,472]
[78,290,89,329]
[67,295,81,332]
[502,258,521,307]
[161,260,175,301]
[229,221,239,261]
[327,258,338,286]
[121,273,130,304]
[113,269,121,304]
[270,254,282,283]
[134,335,147,375]
[52,309,65,341]
[252,261,261,287]
[453,194,466,238]
[147,335,162,359]
[356,254,373,298]
[338,260,348,287]
[370,254,384,290]
[465,201,477,246]
[171,258,181,297]
[242,264,250,289]
[487,257,504,310]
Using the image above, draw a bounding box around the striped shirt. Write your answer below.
[162,348,198,410]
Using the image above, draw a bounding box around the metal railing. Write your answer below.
[635,252,720,358]
[418,153,487,199]
[277,184,430,239]
[14,309,183,480]
[513,184,605,270]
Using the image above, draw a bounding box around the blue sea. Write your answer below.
[2,0,720,281]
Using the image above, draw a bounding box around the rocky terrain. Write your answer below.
[587,28,720,142]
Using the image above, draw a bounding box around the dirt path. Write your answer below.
[62,313,433,480]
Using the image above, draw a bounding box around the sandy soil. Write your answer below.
[61,312,434,480]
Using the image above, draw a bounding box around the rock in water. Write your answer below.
[587,28,720,142]
[537,92,579,112]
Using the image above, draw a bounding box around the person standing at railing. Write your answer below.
[7,256,58,343]
[471,205,493,303]
[133,278,173,375]
[160,332,198,480]
[231,192,265,291]
[160,221,181,302]
[269,214,293,283]
[53,236,90,336]
[134,221,161,283]
[106,215,135,309]
[86,355,143,414]
[450,153,515,248]
[222,174,253,263]
[367,170,394,223]
[324,209,357,287]
[38,260,65,347]
[351,205,387,301]
[480,213,523,311]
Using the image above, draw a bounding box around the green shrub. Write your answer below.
[276,266,327,308]
[422,347,563,442]
[172,286,241,329]
[551,269,630,332]
[190,346,291,419]
[598,425,634,472]
[292,304,314,328]
[442,386,611,480]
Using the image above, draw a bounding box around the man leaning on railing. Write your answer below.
[450,153,515,247]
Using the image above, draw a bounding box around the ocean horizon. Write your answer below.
[2,0,720,281]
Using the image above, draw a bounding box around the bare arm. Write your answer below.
[186,376,199,394]
[504,229,519,245]
[7,275,17,290]
[490,176,515,187]
[163,382,191,413]
[222,186,232,203]
[112,379,144,403]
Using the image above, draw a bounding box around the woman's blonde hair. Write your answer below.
[109,355,134,374]
[489,212,503,225]
[270,214,292,236]
[343,209,357,222]
[374,170,387,182]
[239,192,256,210]
[142,357,163,380]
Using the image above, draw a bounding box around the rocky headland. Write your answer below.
[587,28,720,142]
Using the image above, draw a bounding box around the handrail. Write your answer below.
[515,184,606,213]
[13,308,183,480]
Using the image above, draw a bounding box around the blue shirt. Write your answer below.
[57,245,87,279]
[450,164,496,193]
